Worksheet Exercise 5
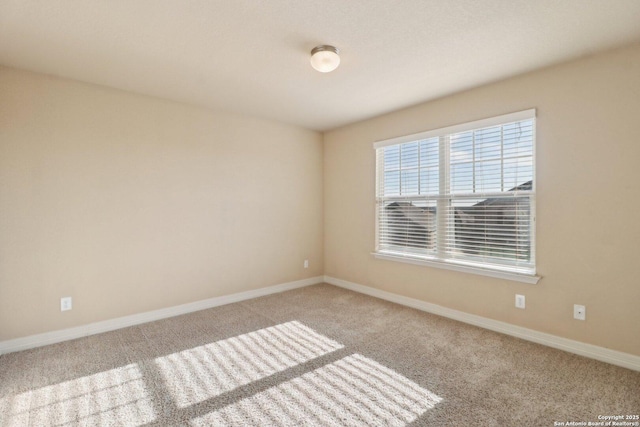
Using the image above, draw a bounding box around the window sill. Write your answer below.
[372,252,541,284]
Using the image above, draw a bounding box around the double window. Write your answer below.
[374,109,537,282]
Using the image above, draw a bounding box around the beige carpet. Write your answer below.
[1,283,638,426]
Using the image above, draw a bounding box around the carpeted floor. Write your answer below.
[1,283,638,426]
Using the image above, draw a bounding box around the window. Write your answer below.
[374,109,537,283]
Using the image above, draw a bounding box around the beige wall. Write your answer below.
[0,67,323,341]
[2,43,639,357]
[324,43,640,356]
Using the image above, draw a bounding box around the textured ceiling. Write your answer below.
[2,0,640,131]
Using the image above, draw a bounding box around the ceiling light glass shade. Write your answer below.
[310,45,340,73]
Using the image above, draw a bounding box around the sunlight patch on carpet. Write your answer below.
[189,353,441,426]
[155,320,344,408]
[2,363,155,426]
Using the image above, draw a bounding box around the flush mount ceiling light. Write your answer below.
[310,45,340,73]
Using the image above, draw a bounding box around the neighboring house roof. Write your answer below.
[384,181,532,254]
[386,202,436,231]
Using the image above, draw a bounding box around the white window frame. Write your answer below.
[373,109,540,284]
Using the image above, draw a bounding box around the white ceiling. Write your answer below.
[2,1,640,131]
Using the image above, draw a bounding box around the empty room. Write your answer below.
[1,1,639,426]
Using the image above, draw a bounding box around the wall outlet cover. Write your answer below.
[61,297,72,312]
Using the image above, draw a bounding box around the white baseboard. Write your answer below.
[5,274,638,372]
[324,275,640,372]
[0,276,323,355]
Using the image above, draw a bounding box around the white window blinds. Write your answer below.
[375,109,536,276]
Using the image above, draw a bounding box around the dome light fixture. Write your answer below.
[310,45,340,73]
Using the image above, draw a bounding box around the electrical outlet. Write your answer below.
[574,304,586,320]
[61,297,72,312]
[304,259,309,268]
[515,294,525,309]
